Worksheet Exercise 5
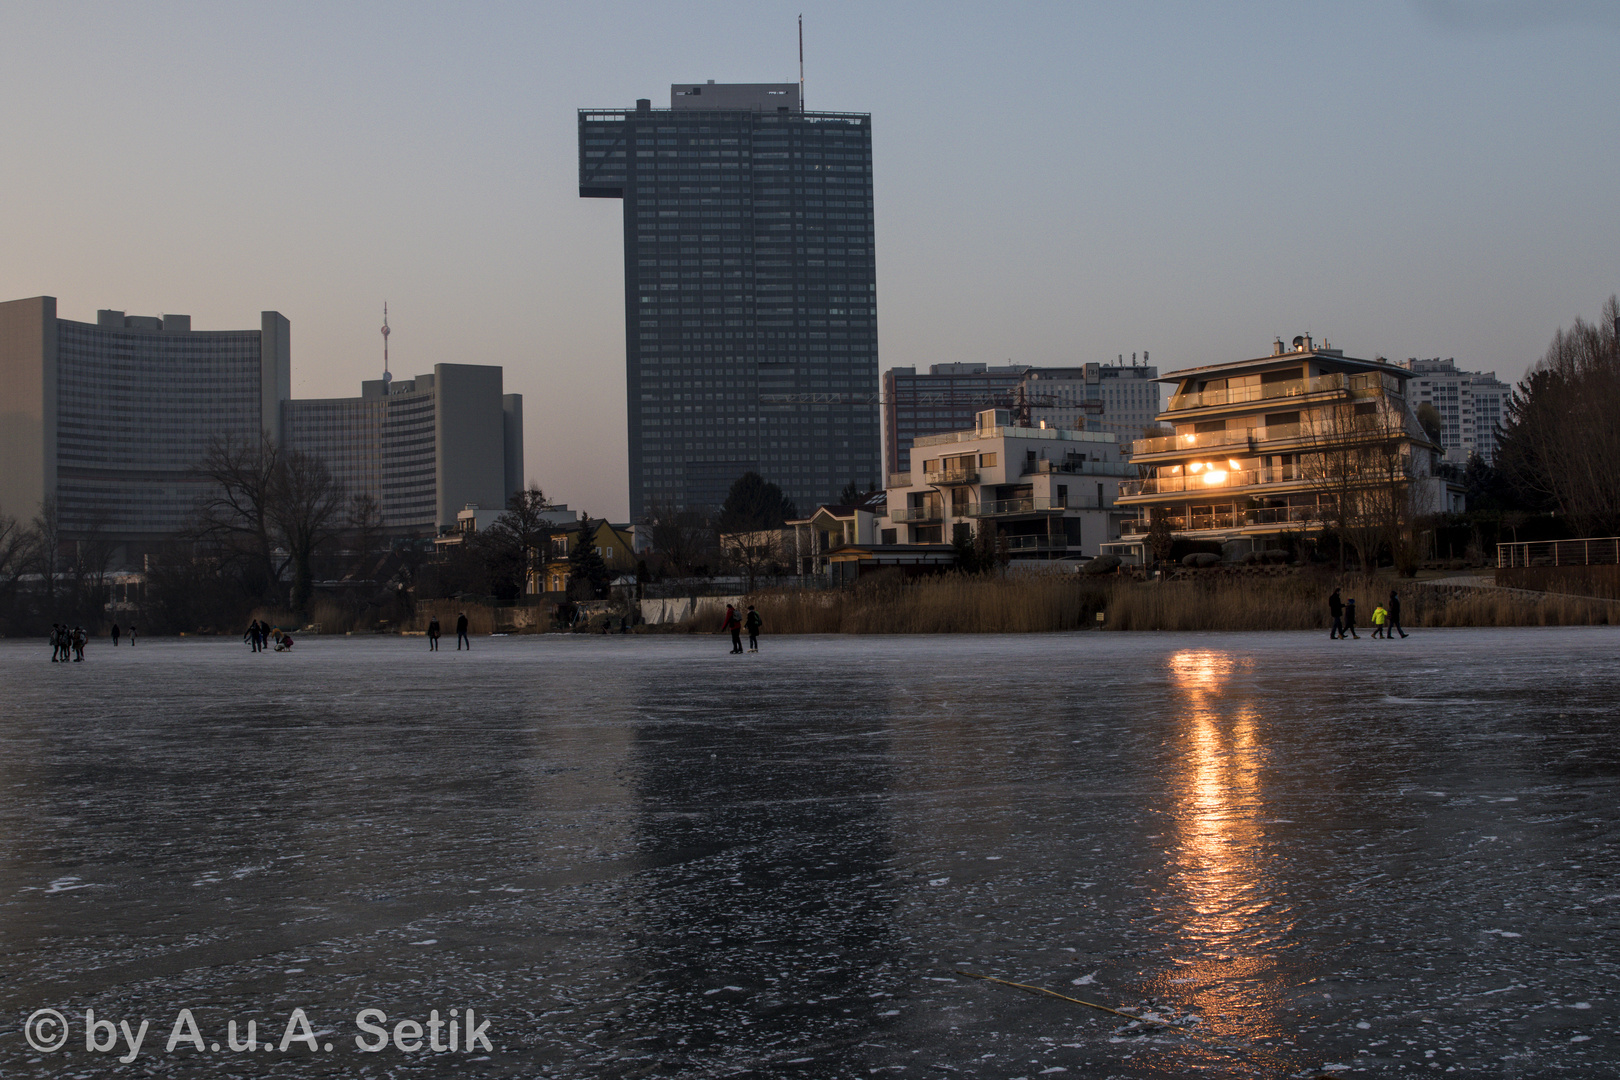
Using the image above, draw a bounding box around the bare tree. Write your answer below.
[272,449,346,614]
[720,528,785,593]
[1298,384,1417,571]
[480,485,553,599]
[644,498,716,578]
[347,493,385,580]
[193,434,284,602]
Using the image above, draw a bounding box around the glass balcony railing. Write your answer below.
[966,497,1068,517]
[890,504,943,523]
[923,466,978,485]
[1120,503,1329,535]
[1164,371,1400,412]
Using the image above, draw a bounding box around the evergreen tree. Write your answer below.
[567,513,611,599]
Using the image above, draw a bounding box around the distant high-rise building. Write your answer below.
[882,364,1030,477]
[1398,357,1510,465]
[578,81,879,520]
[882,361,1162,477]
[1024,364,1162,444]
[0,296,289,543]
[0,296,522,556]
[283,366,523,534]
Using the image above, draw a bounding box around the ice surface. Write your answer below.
[1,627,1617,1076]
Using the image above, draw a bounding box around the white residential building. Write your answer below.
[1398,357,1510,466]
[879,409,1132,560]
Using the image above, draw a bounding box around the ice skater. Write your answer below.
[110,623,121,647]
[721,604,743,654]
[745,605,762,653]
[49,624,64,662]
[427,615,441,651]
[128,625,137,646]
[1370,603,1388,639]
[1343,598,1360,639]
[455,611,470,650]
[245,619,262,653]
[1328,588,1344,639]
[1387,590,1408,638]
[71,625,87,661]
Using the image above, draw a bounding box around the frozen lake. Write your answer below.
[2,628,1617,1077]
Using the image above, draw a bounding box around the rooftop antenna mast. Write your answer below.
[381,302,392,395]
[799,14,805,109]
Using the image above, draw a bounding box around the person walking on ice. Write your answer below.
[1387,590,1409,638]
[455,611,470,650]
[1343,597,1360,639]
[721,604,743,654]
[427,615,441,651]
[744,605,762,653]
[1328,588,1344,639]
[1370,603,1388,639]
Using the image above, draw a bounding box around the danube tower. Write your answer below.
[579,81,879,520]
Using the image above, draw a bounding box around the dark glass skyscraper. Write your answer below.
[579,82,879,520]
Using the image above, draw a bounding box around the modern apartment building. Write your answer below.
[0,296,289,542]
[1113,336,1461,558]
[1398,357,1510,466]
[283,366,523,535]
[880,408,1131,559]
[882,363,1030,478]
[578,81,880,520]
[0,296,522,553]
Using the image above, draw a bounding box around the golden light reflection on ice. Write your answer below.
[1161,649,1289,1047]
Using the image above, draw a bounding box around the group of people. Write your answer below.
[49,623,88,662]
[244,619,294,652]
[48,623,136,661]
[1328,588,1409,640]
[426,612,471,651]
[721,604,763,653]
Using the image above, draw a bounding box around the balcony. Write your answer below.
[1021,457,1135,477]
[1164,371,1400,412]
[1002,535,1071,552]
[968,497,1068,517]
[924,465,978,485]
[887,471,912,489]
[1129,416,1405,458]
[1120,503,1332,536]
[1119,465,1307,497]
[890,504,943,523]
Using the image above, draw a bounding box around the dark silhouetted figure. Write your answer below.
[1388,590,1408,638]
[456,611,470,651]
[110,623,121,647]
[246,619,262,653]
[1344,598,1360,639]
[722,604,743,654]
[745,605,762,653]
[1328,588,1344,639]
[428,615,441,651]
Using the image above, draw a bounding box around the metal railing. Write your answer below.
[1120,504,1330,535]
[968,497,1068,517]
[1003,534,1069,551]
[923,466,978,485]
[1020,458,1135,477]
[890,504,943,523]
[1165,371,1401,412]
[1129,417,1404,457]
[1497,537,1620,568]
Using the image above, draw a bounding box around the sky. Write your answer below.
[3,1,1617,521]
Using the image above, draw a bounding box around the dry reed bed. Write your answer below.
[672,573,1615,634]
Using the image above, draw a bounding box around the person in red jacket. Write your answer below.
[721,604,743,654]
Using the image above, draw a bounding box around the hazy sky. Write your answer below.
[4,1,1617,520]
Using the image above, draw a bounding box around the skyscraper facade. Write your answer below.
[1398,357,1510,465]
[0,296,523,556]
[579,82,879,520]
[881,364,1030,478]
